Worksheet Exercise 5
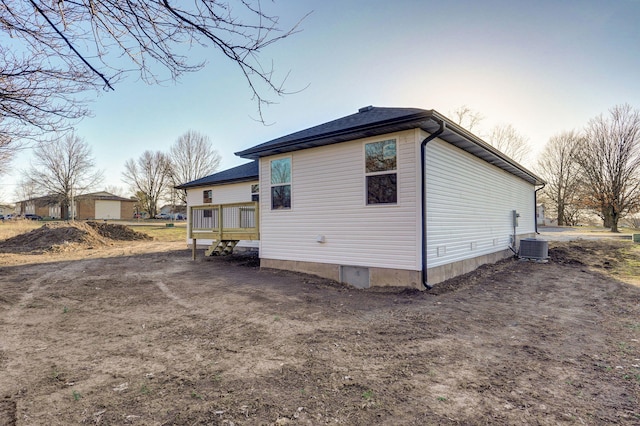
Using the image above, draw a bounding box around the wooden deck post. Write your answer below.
[192,238,196,260]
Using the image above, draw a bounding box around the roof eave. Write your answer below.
[427,111,545,186]
[175,175,259,190]
[235,111,435,159]
[235,108,545,186]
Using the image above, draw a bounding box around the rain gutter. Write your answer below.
[420,118,445,290]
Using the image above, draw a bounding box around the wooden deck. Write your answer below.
[188,202,260,242]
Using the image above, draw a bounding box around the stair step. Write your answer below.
[205,240,240,257]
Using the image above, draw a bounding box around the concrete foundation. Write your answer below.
[261,259,422,289]
[426,248,513,285]
[260,234,535,290]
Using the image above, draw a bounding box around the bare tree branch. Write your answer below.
[0,1,307,172]
[169,130,221,205]
[122,150,173,218]
[27,133,103,218]
[450,105,484,132]
[574,104,640,232]
[536,131,584,225]
[487,124,531,164]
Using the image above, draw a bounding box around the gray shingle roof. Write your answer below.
[235,106,544,186]
[175,161,258,189]
[235,106,430,159]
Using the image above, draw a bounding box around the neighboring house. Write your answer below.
[16,195,59,218]
[74,192,136,220]
[0,204,15,216]
[17,192,136,220]
[536,204,558,227]
[158,204,187,217]
[176,161,259,250]
[536,204,545,226]
[181,106,545,290]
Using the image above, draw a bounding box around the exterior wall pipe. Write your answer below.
[420,119,445,290]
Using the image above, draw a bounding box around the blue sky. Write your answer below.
[2,0,639,201]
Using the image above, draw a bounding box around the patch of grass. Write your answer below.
[140,385,150,394]
[0,220,43,241]
[63,306,69,314]
[625,323,640,331]
[362,390,374,400]
[191,391,203,399]
[611,245,640,284]
[437,396,447,402]
[72,390,82,401]
[273,315,281,322]
[130,224,186,242]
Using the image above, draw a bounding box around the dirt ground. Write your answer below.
[1,224,639,425]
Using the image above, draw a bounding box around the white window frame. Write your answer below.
[269,156,292,210]
[364,138,398,206]
[251,183,259,202]
[203,189,212,204]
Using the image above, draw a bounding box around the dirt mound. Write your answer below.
[85,221,151,241]
[548,239,629,268]
[0,221,151,254]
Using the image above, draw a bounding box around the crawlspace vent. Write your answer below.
[340,265,370,289]
[519,238,549,260]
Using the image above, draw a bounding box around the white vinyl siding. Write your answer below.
[186,181,257,206]
[259,130,420,270]
[186,181,259,248]
[425,138,535,269]
[95,200,121,219]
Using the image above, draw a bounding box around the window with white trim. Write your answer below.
[270,158,291,209]
[365,139,397,204]
[251,184,259,202]
[203,189,212,204]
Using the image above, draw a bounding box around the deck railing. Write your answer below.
[189,202,260,242]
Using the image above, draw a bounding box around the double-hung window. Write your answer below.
[203,190,213,217]
[251,184,260,202]
[270,158,291,209]
[365,139,397,205]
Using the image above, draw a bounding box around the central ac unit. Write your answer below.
[519,238,548,260]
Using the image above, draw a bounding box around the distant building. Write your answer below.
[74,192,136,220]
[0,204,15,216]
[16,192,135,220]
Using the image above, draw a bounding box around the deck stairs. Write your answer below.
[205,240,239,256]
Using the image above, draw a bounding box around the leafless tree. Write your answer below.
[169,130,221,205]
[0,1,306,171]
[450,105,484,132]
[487,124,531,164]
[536,131,584,226]
[0,124,17,176]
[449,106,530,164]
[28,133,103,219]
[123,151,173,218]
[13,176,41,203]
[574,104,640,232]
[103,185,126,198]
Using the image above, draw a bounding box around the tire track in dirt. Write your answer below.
[14,261,88,308]
[0,260,94,425]
[153,279,192,309]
